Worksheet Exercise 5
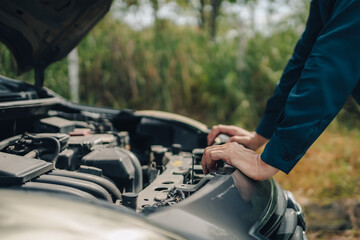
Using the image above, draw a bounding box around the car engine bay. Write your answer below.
[0,89,308,239]
[0,104,212,213]
[0,77,308,239]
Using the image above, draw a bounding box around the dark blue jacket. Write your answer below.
[256,0,360,174]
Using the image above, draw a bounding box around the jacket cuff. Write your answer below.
[256,114,278,139]
[260,133,305,174]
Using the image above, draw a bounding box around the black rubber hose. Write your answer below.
[0,134,22,151]
[0,134,60,164]
[18,182,97,201]
[34,175,112,202]
[49,170,122,202]
[24,133,60,164]
[120,148,143,193]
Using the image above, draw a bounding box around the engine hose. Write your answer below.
[122,149,143,193]
[24,133,60,164]
[0,134,22,151]
[50,170,122,202]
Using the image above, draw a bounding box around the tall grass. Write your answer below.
[1,13,357,131]
[74,16,300,128]
[0,4,303,128]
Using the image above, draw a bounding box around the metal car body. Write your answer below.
[0,1,307,239]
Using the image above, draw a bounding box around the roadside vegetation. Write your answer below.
[0,0,359,238]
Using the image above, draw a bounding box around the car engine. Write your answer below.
[0,82,308,239]
[0,109,211,213]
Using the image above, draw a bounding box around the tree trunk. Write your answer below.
[210,0,222,39]
[198,0,206,30]
[150,0,160,32]
[68,47,79,103]
[236,19,247,72]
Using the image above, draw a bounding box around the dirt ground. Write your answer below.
[303,199,360,239]
[307,230,360,240]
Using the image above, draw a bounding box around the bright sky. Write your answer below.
[111,0,298,32]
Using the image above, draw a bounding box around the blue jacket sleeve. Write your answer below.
[352,80,360,104]
[256,0,330,139]
[260,0,360,174]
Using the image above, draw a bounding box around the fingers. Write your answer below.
[201,143,240,173]
[207,125,222,146]
[201,142,252,175]
[201,145,226,174]
[207,125,244,145]
[200,142,278,180]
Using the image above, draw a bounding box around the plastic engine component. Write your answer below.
[68,134,117,148]
[35,133,70,152]
[0,152,53,186]
[122,192,138,209]
[56,149,76,170]
[290,226,304,240]
[38,117,75,133]
[82,147,135,184]
[275,208,298,240]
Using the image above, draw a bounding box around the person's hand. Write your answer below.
[201,142,278,181]
[207,125,268,151]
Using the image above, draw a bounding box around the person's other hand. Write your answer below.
[201,142,278,180]
[207,125,268,150]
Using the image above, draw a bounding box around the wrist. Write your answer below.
[254,154,279,181]
[252,132,268,149]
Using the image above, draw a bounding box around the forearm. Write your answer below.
[231,150,278,181]
[201,142,278,181]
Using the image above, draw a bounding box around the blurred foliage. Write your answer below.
[0,0,358,131]
[0,10,301,129]
[77,13,305,128]
[0,44,70,99]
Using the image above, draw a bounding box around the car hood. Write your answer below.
[0,0,112,75]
